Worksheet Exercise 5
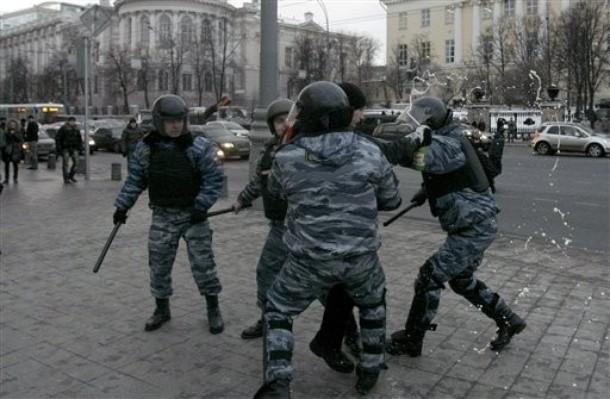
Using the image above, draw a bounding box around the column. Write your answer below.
[472,1,481,60]
[454,3,463,63]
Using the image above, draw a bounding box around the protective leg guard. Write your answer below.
[205,294,224,334]
[490,312,526,351]
[253,379,291,399]
[145,298,171,331]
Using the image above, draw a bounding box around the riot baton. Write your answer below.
[93,222,122,273]
[207,203,252,217]
[383,202,419,227]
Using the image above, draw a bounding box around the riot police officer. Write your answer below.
[385,97,526,357]
[113,94,225,334]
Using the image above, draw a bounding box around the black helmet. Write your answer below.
[289,81,352,133]
[397,96,452,130]
[152,94,189,135]
[266,99,294,135]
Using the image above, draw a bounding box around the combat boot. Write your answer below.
[253,379,291,399]
[309,334,355,374]
[205,294,224,334]
[385,328,428,357]
[241,318,263,339]
[144,298,171,331]
[490,312,526,351]
[355,365,380,395]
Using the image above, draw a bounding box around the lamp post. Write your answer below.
[316,0,330,78]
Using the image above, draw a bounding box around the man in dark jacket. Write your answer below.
[121,118,144,166]
[55,117,83,183]
[25,115,39,169]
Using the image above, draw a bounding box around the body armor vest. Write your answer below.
[149,144,200,207]
[260,144,288,220]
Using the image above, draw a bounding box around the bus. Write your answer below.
[0,103,66,124]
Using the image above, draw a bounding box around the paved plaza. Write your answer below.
[0,155,608,398]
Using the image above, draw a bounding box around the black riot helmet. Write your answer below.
[397,96,453,130]
[152,94,189,135]
[266,98,294,135]
[288,81,353,134]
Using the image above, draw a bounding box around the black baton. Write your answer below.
[383,202,418,227]
[207,203,252,217]
[93,222,122,273]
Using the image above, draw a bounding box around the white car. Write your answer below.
[205,121,250,138]
[531,122,609,157]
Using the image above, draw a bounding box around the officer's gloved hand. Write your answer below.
[411,187,427,207]
[191,208,208,224]
[233,201,244,214]
[407,125,432,147]
[113,208,128,225]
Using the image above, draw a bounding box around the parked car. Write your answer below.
[190,124,250,159]
[355,110,400,136]
[91,127,124,153]
[531,122,610,157]
[205,120,250,137]
[22,129,56,159]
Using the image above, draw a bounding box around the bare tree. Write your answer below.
[293,33,328,90]
[3,57,30,102]
[104,46,137,111]
[556,0,609,121]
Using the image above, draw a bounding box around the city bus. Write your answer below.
[0,103,66,124]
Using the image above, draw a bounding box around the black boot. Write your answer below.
[309,334,355,374]
[241,318,263,339]
[490,312,526,351]
[253,379,291,399]
[205,295,224,334]
[355,365,380,395]
[385,328,428,357]
[144,298,171,331]
[344,314,361,356]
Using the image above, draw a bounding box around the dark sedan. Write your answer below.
[91,127,124,153]
[190,124,250,159]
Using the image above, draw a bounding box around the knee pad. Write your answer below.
[449,274,478,295]
[414,261,445,294]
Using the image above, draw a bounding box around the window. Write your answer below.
[421,41,431,61]
[181,16,194,43]
[201,19,212,43]
[158,70,168,90]
[526,0,538,15]
[126,17,132,48]
[204,72,213,92]
[504,0,515,16]
[140,16,150,44]
[483,37,493,61]
[445,7,454,25]
[137,70,147,90]
[482,3,493,19]
[421,9,430,27]
[94,75,99,94]
[182,74,192,91]
[561,126,579,137]
[546,126,559,135]
[399,12,408,30]
[445,39,455,63]
[284,46,293,68]
[398,44,408,67]
[158,15,172,45]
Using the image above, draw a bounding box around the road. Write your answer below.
[95,144,610,254]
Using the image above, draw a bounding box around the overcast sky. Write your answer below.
[0,0,388,63]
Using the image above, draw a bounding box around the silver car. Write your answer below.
[531,122,610,157]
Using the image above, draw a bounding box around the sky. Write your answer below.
[0,0,388,63]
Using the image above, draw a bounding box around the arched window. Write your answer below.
[158,14,172,46]
[201,19,212,43]
[126,17,132,48]
[140,15,150,44]
[181,16,194,44]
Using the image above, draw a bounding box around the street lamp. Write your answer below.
[315,0,330,77]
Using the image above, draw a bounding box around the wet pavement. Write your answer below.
[0,153,608,398]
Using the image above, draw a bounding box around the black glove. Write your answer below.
[411,187,427,206]
[191,208,208,224]
[113,208,128,225]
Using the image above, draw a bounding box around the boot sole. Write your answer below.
[209,325,224,334]
[144,316,171,331]
[309,340,355,374]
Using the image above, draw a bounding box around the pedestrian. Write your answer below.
[478,120,486,132]
[384,96,527,358]
[496,117,506,139]
[112,94,225,334]
[55,116,83,183]
[121,118,144,167]
[254,81,402,398]
[507,117,517,142]
[2,119,24,185]
[234,98,293,340]
[25,115,39,169]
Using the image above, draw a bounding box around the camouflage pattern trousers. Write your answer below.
[148,207,221,299]
[263,251,386,383]
[255,220,288,310]
[406,216,509,329]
